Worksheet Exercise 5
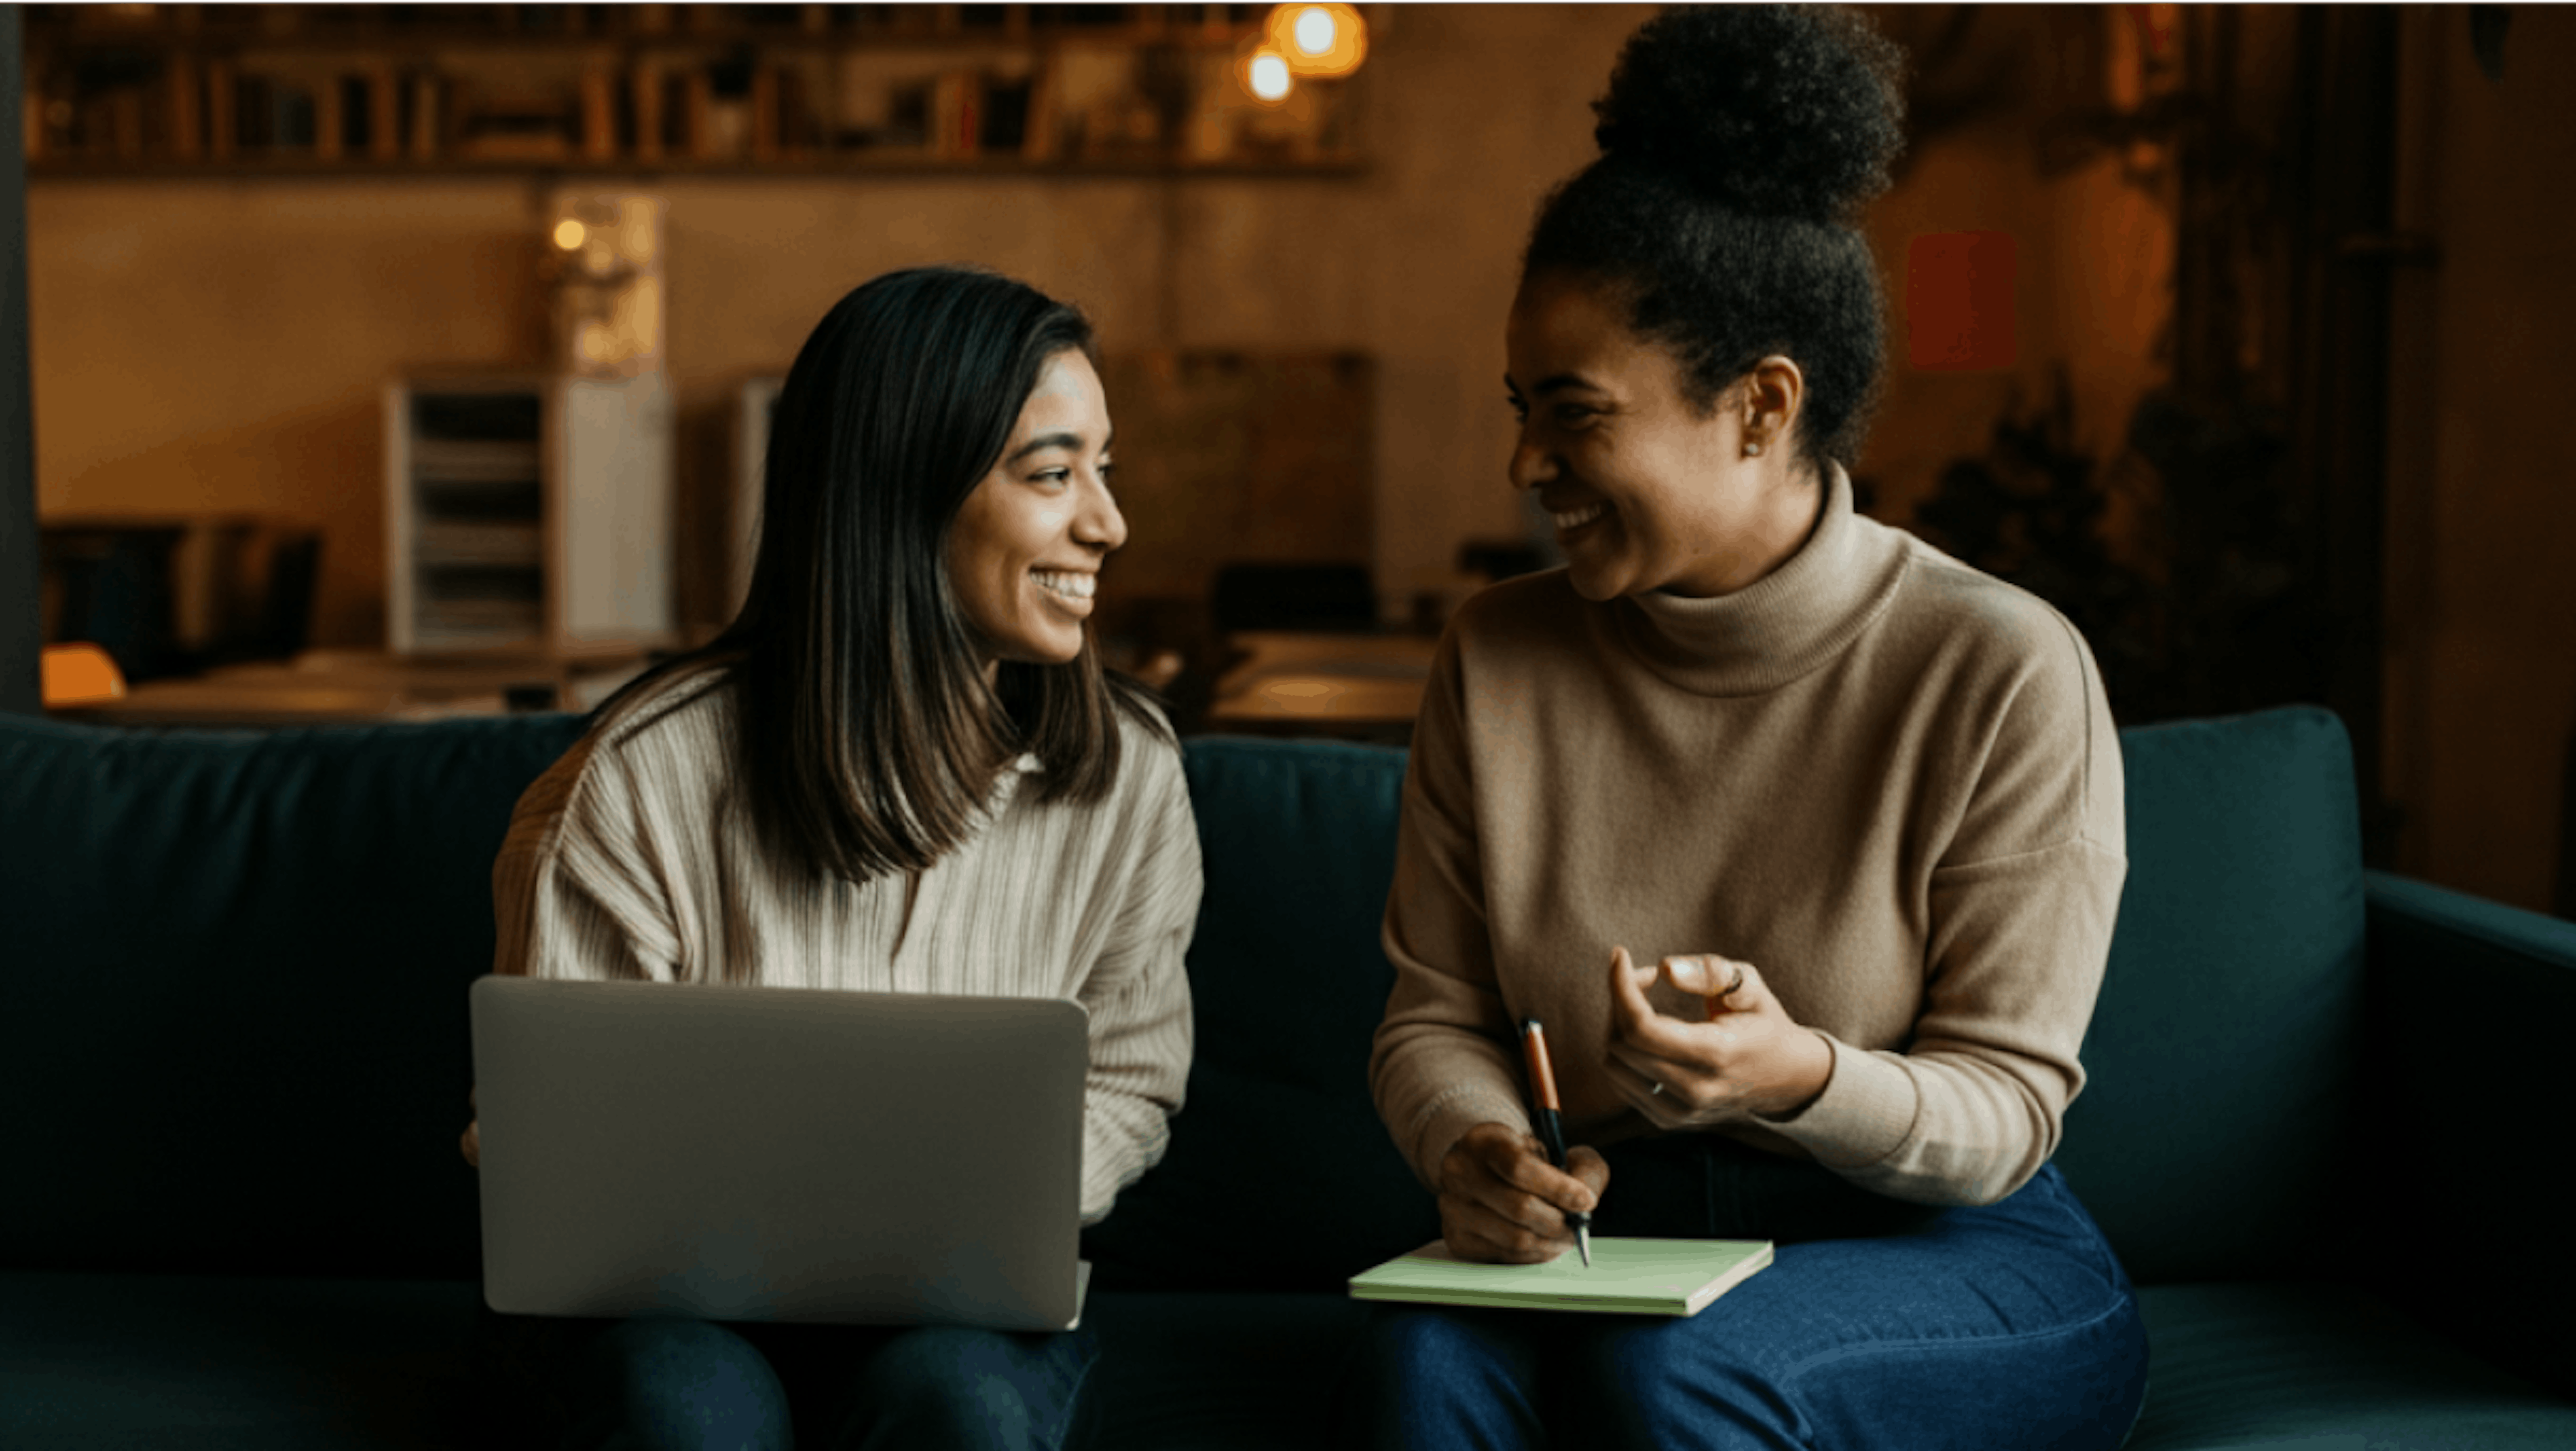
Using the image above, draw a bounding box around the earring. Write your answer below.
[1743,441,1764,457]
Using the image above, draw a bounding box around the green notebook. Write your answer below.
[1348,1237,1774,1317]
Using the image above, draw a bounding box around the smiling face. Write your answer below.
[945,348,1126,670]
[1505,272,1819,601]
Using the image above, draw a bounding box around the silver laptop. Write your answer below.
[470,975,1091,1330]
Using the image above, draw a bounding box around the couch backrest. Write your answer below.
[1081,738,1438,1289]
[1,712,588,1279]
[1097,708,2372,1289]
[2056,707,2368,1283]
[1,705,2366,1289]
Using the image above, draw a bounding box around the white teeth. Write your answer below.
[1032,570,1095,600]
[1552,502,1610,531]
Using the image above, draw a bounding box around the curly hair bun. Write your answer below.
[1592,4,1907,224]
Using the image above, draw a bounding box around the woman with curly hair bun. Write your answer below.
[1348,8,2149,1448]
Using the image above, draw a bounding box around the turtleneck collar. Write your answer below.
[1609,462,1909,698]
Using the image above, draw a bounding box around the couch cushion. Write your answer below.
[1085,1291,1369,1448]
[2055,707,2369,1286]
[0,714,588,1279]
[2128,1283,2576,1450]
[1084,737,1442,1290]
[0,1269,489,1450]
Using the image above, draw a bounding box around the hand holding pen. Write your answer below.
[1430,1037,1608,1267]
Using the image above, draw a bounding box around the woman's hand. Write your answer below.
[1436,1121,1608,1263]
[1605,945,1833,1128]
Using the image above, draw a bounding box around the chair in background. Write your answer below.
[218,528,321,665]
[39,643,128,708]
[40,519,323,682]
[38,523,188,682]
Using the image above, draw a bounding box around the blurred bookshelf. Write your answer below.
[21,3,1370,178]
[385,370,676,655]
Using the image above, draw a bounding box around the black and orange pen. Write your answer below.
[1519,1019,1593,1267]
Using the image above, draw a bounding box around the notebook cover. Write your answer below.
[1347,1237,1773,1317]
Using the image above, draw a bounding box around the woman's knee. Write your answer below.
[564,1318,790,1451]
[1568,1321,1801,1451]
[1336,1307,1548,1451]
[1352,1305,1519,1387]
[843,1326,1096,1451]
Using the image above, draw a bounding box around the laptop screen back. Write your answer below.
[471,976,1088,1330]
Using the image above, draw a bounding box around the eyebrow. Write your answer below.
[1504,372,1603,398]
[1004,429,1113,464]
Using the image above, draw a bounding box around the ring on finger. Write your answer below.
[1720,959,1747,1000]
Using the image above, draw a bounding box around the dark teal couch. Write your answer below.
[4,706,2573,1448]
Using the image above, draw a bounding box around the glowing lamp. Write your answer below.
[552,218,588,250]
[1266,3,1366,78]
[1242,48,1294,105]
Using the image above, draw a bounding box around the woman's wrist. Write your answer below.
[1753,1030,1835,1123]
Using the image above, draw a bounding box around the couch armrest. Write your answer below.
[2363,869,2576,1403]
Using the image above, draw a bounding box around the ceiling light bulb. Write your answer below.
[1265,3,1368,78]
[552,219,587,251]
[1248,51,1293,102]
[1294,6,1335,56]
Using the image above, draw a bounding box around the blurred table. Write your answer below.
[53,647,653,728]
[1203,631,1437,744]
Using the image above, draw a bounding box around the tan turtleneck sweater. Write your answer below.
[1371,468,2126,1209]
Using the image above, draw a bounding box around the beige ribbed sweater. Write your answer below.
[1372,468,2126,1208]
[492,668,1201,1224]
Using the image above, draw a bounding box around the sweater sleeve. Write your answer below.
[491,740,684,985]
[1070,737,1202,1225]
[1370,629,1535,1191]
[1758,610,2128,1206]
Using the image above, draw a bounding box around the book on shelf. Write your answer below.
[980,74,1035,156]
[415,523,543,568]
[1020,60,1061,162]
[407,72,442,160]
[930,68,979,159]
[684,72,714,160]
[580,70,617,162]
[410,439,543,484]
[631,60,665,162]
[166,62,201,160]
[781,66,828,153]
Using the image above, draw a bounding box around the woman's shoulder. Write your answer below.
[591,659,737,751]
[537,663,739,820]
[1104,694,1190,798]
[1881,531,2116,798]
[1884,530,2100,684]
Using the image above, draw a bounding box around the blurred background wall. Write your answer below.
[17,3,2576,915]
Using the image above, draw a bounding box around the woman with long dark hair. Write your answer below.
[1349,9,2149,1448]
[468,266,1196,1450]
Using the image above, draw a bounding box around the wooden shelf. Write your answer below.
[26,152,1368,181]
[23,3,1261,44]
[25,3,1365,178]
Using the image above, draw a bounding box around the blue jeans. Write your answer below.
[483,1313,1100,1451]
[1336,1136,2148,1451]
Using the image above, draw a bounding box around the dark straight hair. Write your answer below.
[598,266,1168,884]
